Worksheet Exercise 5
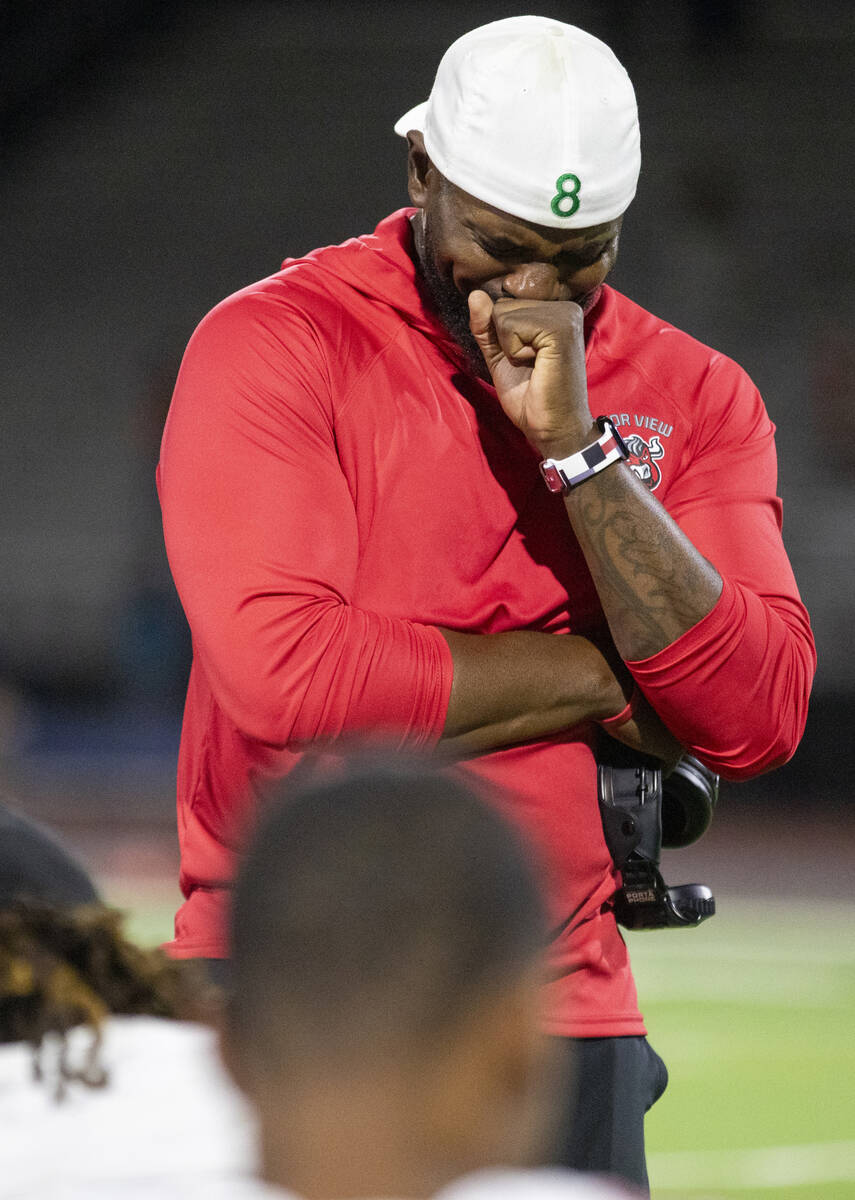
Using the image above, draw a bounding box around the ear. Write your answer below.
[405,130,432,208]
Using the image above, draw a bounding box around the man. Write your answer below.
[220,754,638,1200]
[158,15,815,1190]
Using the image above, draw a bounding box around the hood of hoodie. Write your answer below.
[280,208,467,364]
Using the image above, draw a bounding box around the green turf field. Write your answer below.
[109,884,855,1200]
[630,897,855,1199]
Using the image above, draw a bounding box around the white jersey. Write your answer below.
[13,1171,638,1200]
[0,1017,639,1199]
[0,1016,258,1199]
[439,1168,640,1199]
[14,1167,638,1200]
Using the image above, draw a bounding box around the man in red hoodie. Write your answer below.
[158,15,814,1192]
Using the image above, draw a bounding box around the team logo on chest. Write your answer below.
[624,434,665,491]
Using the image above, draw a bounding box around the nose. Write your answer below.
[500,262,562,301]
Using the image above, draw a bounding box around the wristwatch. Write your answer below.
[539,416,630,494]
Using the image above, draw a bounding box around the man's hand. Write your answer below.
[607,691,685,771]
[467,291,595,456]
[595,638,684,769]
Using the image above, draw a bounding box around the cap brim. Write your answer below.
[393,100,428,138]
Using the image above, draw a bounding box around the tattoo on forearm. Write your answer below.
[568,469,721,659]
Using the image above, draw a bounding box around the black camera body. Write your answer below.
[597,741,719,930]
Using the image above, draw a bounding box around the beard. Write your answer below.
[417,216,491,380]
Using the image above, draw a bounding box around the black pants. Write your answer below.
[548,1036,668,1196]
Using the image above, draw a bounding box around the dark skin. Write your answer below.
[222,963,558,1200]
[406,132,722,760]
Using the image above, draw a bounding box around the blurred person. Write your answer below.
[0,898,255,1195]
[219,754,640,1200]
[0,761,644,1200]
[0,801,100,908]
[158,15,815,1191]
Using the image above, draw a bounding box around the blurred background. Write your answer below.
[1,3,853,1196]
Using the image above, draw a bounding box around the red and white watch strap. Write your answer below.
[539,417,628,494]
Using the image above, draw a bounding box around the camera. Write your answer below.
[597,739,719,930]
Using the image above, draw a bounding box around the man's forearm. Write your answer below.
[562,460,722,662]
[437,627,682,762]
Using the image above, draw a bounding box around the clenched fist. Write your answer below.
[468,291,597,458]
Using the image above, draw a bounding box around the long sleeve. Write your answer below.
[626,354,815,779]
[158,288,452,750]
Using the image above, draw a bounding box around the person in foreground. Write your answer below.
[158,15,816,1190]
[0,822,255,1197]
[0,762,641,1200]
[219,754,641,1200]
[0,899,257,1197]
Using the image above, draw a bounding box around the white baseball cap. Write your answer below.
[394,15,641,229]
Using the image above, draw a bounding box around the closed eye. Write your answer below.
[475,238,528,260]
[476,237,612,269]
[554,243,613,270]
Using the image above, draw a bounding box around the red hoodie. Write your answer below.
[158,209,814,1036]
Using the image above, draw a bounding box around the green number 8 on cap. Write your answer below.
[550,173,582,218]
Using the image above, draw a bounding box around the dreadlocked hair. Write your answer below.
[0,901,216,1096]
